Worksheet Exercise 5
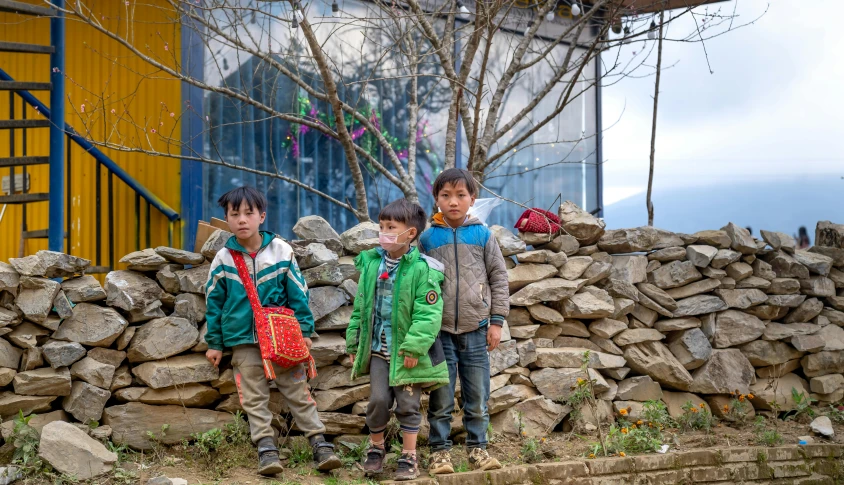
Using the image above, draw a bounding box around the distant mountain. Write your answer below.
[603,174,844,243]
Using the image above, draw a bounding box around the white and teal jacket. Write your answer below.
[204,232,314,351]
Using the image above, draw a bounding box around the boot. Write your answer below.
[309,435,342,471]
[257,437,284,476]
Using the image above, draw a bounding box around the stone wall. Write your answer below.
[382,444,844,485]
[0,205,843,449]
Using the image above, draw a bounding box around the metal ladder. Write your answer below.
[0,0,59,250]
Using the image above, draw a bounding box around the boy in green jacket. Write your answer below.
[346,199,449,481]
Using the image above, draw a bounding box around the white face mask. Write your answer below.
[379,228,412,252]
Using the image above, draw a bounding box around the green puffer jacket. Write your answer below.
[346,247,450,389]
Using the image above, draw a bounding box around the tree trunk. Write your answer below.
[647,7,666,227]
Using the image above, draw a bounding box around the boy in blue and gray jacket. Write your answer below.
[418,169,510,474]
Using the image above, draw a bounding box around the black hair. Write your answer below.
[217,186,268,214]
[379,198,427,242]
[798,226,808,237]
[432,168,478,198]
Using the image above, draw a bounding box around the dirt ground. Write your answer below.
[124,412,844,485]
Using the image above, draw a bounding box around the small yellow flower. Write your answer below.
[589,453,596,459]
[631,424,637,429]
[723,404,730,412]
[619,452,626,457]
[699,403,705,408]
[738,395,745,402]
[747,393,755,399]
[576,378,585,385]
[636,420,643,425]
[540,438,546,443]
[522,431,527,436]
[619,409,628,416]
[621,427,628,434]
[691,408,698,413]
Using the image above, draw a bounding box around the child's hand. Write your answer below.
[403,356,418,368]
[349,354,356,363]
[303,337,312,350]
[487,325,502,351]
[206,349,223,368]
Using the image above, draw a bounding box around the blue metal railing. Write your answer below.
[0,68,180,222]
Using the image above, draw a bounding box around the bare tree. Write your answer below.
[55,0,753,223]
[646,5,665,227]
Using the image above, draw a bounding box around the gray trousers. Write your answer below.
[232,344,326,444]
[366,356,422,434]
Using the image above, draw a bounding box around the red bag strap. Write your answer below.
[230,251,269,333]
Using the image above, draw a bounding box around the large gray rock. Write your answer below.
[489,340,519,376]
[667,328,712,370]
[691,349,755,395]
[53,303,128,347]
[120,248,168,272]
[508,264,558,292]
[610,256,647,284]
[789,334,826,353]
[636,283,677,311]
[810,416,835,438]
[815,221,844,248]
[10,251,89,278]
[817,324,844,351]
[154,246,205,265]
[104,402,234,450]
[752,259,777,281]
[200,229,233,259]
[810,374,844,394]
[340,222,379,253]
[710,249,742,269]
[309,286,349,322]
[763,322,820,340]
[768,278,801,295]
[173,293,206,325]
[558,201,605,245]
[802,351,844,377]
[664,279,721,300]
[598,227,659,253]
[303,261,357,287]
[132,354,219,389]
[648,247,687,263]
[310,333,346,367]
[490,225,526,256]
[766,294,807,308]
[558,257,593,280]
[693,230,731,248]
[293,215,341,240]
[316,306,353,332]
[534,348,626,369]
[510,278,582,306]
[794,250,833,276]
[155,264,182,294]
[686,245,718,268]
[63,381,110,424]
[13,367,72,396]
[739,340,804,367]
[42,340,87,368]
[0,262,19,296]
[613,328,664,346]
[490,396,569,438]
[71,357,116,389]
[115,384,221,408]
[799,276,835,297]
[722,223,757,255]
[7,322,48,349]
[125,300,165,324]
[488,385,540,415]
[673,295,727,317]
[761,230,797,252]
[783,298,824,324]
[175,265,209,295]
[655,317,701,332]
[0,392,57,419]
[61,276,106,303]
[714,310,766,348]
[750,374,811,412]
[809,246,844,266]
[560,288,614,319]
[296,243,339,270]
[648,261,702,290]
[616,375,663,401]
[15,278,60,324]
[589,318,628,338]
[105,271,165,312]
[314,384,371,412]
[623,341,693,391]
[530,367,608,402]
[38,421,117,479]
[714,289,768,309]
[726,262,753,281]
[766,251,810,279]
[308,365,370,391]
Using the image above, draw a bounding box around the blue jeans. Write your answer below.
[427,326,490,452]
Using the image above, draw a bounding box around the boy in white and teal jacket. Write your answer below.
[204,186,340,476]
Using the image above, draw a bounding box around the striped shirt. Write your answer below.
[371,250,405,361]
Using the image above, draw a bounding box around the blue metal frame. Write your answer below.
[180,7,206,250]
[0,68,180,222]
[49,0,66,251]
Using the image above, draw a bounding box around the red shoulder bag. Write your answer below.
[514,208,562,234]
[231,250,317,381]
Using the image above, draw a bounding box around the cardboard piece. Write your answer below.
[210,218,229,231]
[194,221,217,253]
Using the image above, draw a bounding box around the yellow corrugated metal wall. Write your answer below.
[0,0,182,265]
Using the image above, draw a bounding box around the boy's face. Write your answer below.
[436,181,475,225]
[379,218,416,245]
[225,200,266,241]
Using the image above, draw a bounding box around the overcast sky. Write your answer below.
[601,0,844,206]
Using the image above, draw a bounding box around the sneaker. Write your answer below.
[394,453,419,481]
[468,447,502,471]
[311,439,342,471]
[362,445,386,475]
[257,438,284,476]
[428,450,454,475]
